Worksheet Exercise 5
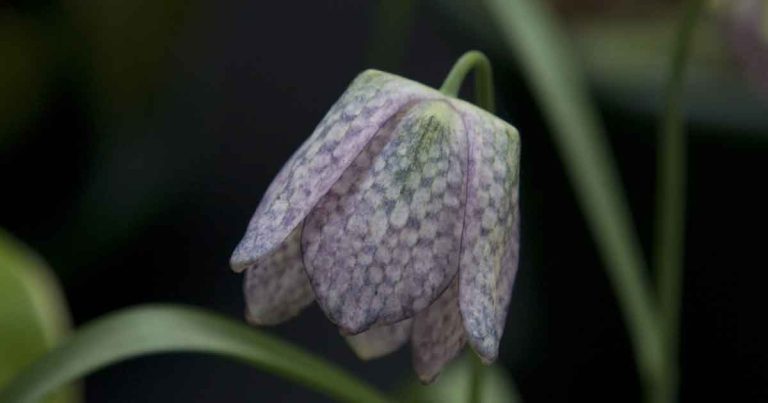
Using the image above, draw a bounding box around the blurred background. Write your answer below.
[1,0,767,401]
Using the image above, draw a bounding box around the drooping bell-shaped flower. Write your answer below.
[231,69,521,382]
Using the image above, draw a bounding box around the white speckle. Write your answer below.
[374,158,386,172]
[327,124,347,141]
[385,183,400,200]
[490,183,504,199]
[419,220,437,239]
[443,194,460,207]
[386,264,403,282]
[369,210,389,242]
[364,190,384,208]
[481,210,498,229]
[412,187,431,205]
[405,172,421,189]
[401,228,419,247]
[346,214,367,235]
[271,199,288,216]
[423,162,438,178]
[431,178,447,193]
[477,193,490,208]
[358,251,373,266]
[390,201,409,228]
[375,247,391,264]
[369,266,384,283]
[375,171,393,186]
[393,249,411,266]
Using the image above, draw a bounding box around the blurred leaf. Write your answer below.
[435,1,768,136]
[399,354,521,403]
[0,229,79,403]
[0,305,390,403]
[571,13,768,134]
[477,0,665,394]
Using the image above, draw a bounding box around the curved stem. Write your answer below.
[655,0,706,400]
[440,50,496,113]
[440,51,497,403]
[0,305,391,403]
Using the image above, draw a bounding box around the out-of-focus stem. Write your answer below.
[655,0,707,401]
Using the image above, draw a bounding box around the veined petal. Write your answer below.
[454,100,521,363]
[244,227,314,325]
[412,278,465,383]
[345,319,413,360]
[302,100,469,334]
[231,70,440,272]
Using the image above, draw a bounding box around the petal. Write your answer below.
[453,100,521,363]
[345,319,413,360]
[231,70,440,272]
[244,227,314,325]
[302,100,469,334]
[412,278,465,383]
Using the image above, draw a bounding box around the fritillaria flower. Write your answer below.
[231,69,521,382]
[721,0,768,97]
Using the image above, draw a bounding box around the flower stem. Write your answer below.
[440,50,496,114]
[468,352,485,403]
[655,0,706,400]
[440,50,497,403]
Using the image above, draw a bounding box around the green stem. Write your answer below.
[655,0,706,400]
[439,50,496,403]
[440,50,496,113]
[0,305,391,403]
[468,353,484,403]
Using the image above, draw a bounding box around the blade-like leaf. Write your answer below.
[0,305,390,403]
[0,229,79,403]
[481,0,664,393]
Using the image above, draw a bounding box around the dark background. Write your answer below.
[1,0,767,401]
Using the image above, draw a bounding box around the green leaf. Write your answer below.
[398,353,521,403]
[479,0,665,398]
[0,305,391,403]
[0,229,79,403]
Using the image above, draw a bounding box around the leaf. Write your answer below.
[0,229,79,403]
[480,0,664,388]
[0,305,390,403]
[398,353,521,403]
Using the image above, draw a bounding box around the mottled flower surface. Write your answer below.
[231,70,521,382]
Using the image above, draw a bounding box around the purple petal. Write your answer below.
[345,319,413,360]
[244,227,314,325]
[412,278,465,383]
[302,100,469,334]
[231,70,437,272]
[453,100,521,363]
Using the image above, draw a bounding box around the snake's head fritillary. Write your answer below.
[231,69,521,382]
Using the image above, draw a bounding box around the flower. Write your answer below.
[721,0,768,98]
[230,69,521,382]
